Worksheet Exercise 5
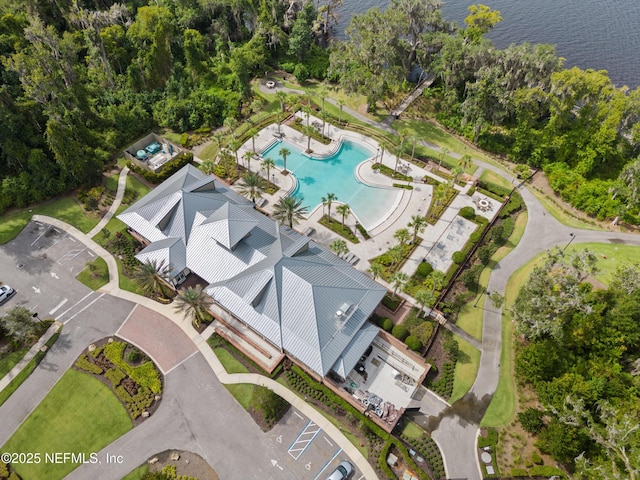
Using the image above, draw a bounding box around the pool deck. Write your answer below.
[229,113,501,300]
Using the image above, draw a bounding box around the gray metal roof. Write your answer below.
[117,164,386,378]
[331,322,380,380]
[135,237,186,277]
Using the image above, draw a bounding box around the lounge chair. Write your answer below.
[349,255,360,266]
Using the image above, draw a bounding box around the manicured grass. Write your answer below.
[122,175,152,206]
[479,169,512,191]
[450,339,481,405]
[0,197,100,245]
[529,187,601,230]
[76,257,109,290]
[565,242,640,286]
[104,172,120,194]
[199,142,220,163]
[122,464,149,480]
[393,118,497,165]
[0,329,61,407]
[451,212,527,403]
[0,348,28,379]
[400,420,424,439]
[2,369,132,479]
[211,346,255,409]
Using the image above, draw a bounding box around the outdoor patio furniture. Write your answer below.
[349,255,360,266]
[255,198,267,208]
[302,226,315,236]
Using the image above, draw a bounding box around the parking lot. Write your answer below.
[0,220,101,319]
[268,408,364,480]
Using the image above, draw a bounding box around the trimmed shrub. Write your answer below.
[416,261,433,278]
[392,324,410,341]
[477,245,495,265]
[529,466,566,477]
[105,367,127,387]
[531,451,543,465]
[451,251,465,264]
[459,206,475,219]
[405,336,422,351]
[75,354,103,375]
[469,231,482,243]
[518,407,545,434]
[381,318,394,332]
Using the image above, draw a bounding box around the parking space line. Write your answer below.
[30,229,48,247]
[56,248,87,265]
[288,421,322,460]
[313,448,342,480]
[323,436,333,447]
[293,411,304,420]
[48,298,68,315]
[55,292,95,321]
[63,293,105,324]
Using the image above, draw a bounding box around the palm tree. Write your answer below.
[243,151,253,172]
[322,192,337,218]
[230,139,240,165]
[238,172,265,203]
[272,195,308,228]
[249,127,259,153]
[408,215,427,243]
[393,145,403,173]
[393,228,411,247]
[388,245,403,267]
[438,147,449,168]
[415,288,436,318]
[378,141,387,164]
[261,157,275,182]
[174,285,212,329]
[368,261,384,280]
[224,116,238,139]
[410,136,418,163]
[460,153,473,171]
[452,165,463,184]
[133,259,173,300]
[303,125,314,152]
[425,270,446,294]
[279,147,291,173]
[276,90,287,112]
[320,110,329,137]
[336,203,351,228]
[337,99,345,124]
[390,272,408,299]
[329,239,349,257]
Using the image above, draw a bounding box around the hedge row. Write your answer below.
[372,163,412,182]
[114,384,154,419]
[75,354,103,375]
[105,367,127,387]
[103,341,162,393]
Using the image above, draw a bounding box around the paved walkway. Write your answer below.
[0,321,61,393]
[87,166,129,238]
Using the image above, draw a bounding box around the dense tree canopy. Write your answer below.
[512,252,640,474]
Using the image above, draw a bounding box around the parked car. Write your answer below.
[326,461,353,480]
[0,285,15,305]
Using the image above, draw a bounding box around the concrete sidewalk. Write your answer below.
[0,321,61,393]
[87,166,129,239]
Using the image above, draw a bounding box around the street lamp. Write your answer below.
[473,290,490,308]
[562,232,576,253]
[32,312,42,323]
[272,173,275,185]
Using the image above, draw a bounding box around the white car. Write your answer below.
[326,461,353,480]
[0,285,15,305]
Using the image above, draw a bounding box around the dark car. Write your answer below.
[326,461,354,480]
[0,285,15,305]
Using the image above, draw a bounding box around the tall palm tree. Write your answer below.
[439,147,449,168]
[261,157,275,182]
[320,110,329,137]
[276,90,287,112]
[368,261,384,280]
[336,203,351,228]
[329,239,349,257]
[279,147,291,173]
[425,270,446,294]
[322,192,337,218]
[337,99,345,124]
[394,145,403,173]
[224,116,238,139]
[460,153,473,171]
[230,139,240,165]
[174,285,213,329]
[378,141,387,164]
[408,215,427,243]
[272,195,308,228]
[249,127,259,153]
[238,172,265,203]
[133,259,173,300]
[394,228,411,247]
[243,151,253,172]
[410,136,418,163]
[304,125,314,152]
[390,272,408,299]
[388,245,403,267]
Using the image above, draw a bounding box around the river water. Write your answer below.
[334,0,640,88]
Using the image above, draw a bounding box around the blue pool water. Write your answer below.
[261,139,401,230]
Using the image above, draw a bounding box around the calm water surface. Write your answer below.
[334,0,640,88]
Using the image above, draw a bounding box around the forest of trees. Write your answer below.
[1,0,639,223]
[512,249,640,476]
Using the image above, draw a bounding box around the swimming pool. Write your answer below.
[261,139,401,230]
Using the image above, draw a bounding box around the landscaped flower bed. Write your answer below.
[74,339,162,421]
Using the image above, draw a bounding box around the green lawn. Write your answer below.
[211,346,255,409]
[565,242,640,285]
[2,369,132,479]
[528,187,601,231]
[76,257,110,290]
[451,211,528,403]
[0,197,100,245]
[121,464,149,480]
[449,339,481,405]
[400,420,424,439]
[0,348,28,379]
[479,169,513,191]
[104,172,120,194]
